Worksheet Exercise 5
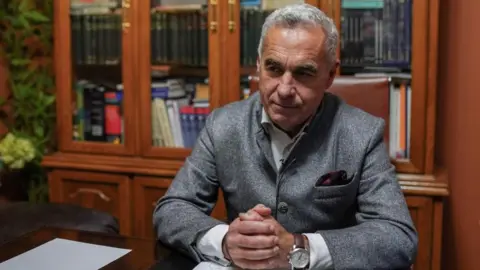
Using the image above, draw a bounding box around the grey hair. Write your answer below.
[257,3,338,66]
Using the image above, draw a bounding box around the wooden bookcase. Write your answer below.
[42,0,448,269]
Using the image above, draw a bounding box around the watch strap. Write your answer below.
[293,233,305,249]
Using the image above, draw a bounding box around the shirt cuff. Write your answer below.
[195,224,231,266]
[304,233,333,270]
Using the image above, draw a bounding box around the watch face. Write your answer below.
[291,249,310,268]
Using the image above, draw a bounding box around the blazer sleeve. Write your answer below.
[153,110,224,262]
[317,119,418,270]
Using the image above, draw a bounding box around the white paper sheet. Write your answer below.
[193,261,235,270]
[0,238,131,270]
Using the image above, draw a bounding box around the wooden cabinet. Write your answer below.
[44,156,448,270]
[43,0,448,269]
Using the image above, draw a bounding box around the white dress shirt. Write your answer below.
[195,109,333,269]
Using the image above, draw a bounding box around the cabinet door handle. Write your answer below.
[329,0,336,21]
[228,0,236,32]
[69,188,111,202]
[210,0,218,32]
[122,0,131,33]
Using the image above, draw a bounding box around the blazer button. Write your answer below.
[278,202,288,214]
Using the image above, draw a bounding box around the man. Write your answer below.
[154,3,417,270]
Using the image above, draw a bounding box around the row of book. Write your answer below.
[72,74,411,159]
[72,77,212,148]
[71,8,122,66]
[69,0,412,71]
[353,73,411,159]
[151,9,209,66]
[387,75,411,159]
[73,80,124,143]
[341,0,412,70]
[151,80,209,148]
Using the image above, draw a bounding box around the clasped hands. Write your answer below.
[221,204,294,270]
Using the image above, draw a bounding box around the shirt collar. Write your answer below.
[260,98,326,139]
[260,108,311,140]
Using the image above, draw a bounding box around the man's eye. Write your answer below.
[294,69,315,77]
[267,66,283,74]
[295,71,312,77]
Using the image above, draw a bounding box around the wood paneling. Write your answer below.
[437,0,480,269]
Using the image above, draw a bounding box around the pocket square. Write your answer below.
[315,170,349,186]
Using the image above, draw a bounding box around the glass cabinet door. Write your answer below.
[56,0,136,155]
[225,0,319,105]
[332,0,431,173]
[138,0,216,159]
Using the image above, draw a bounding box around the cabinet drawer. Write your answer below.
[48,170,131,236]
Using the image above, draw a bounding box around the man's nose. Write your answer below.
[277,72,295,98]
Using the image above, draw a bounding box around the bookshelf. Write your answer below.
[42,0,448,269]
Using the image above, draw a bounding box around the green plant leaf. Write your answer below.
[43,95,55,106]
[34,125,44,137]
[11,58,30,66]
[24,11,49,23]
[18,0,29,12]
[15,15,30,28]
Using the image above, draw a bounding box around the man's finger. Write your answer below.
[229,246,279,261]
[239,211,263,221]
[237,220,275,235]
[235,234,279,249]
[252,204,272,216]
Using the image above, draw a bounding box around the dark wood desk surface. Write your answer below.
[0,227,197,270]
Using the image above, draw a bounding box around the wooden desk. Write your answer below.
[0,227,197,270]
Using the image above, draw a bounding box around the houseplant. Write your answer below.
[0,0,56,203]
[0,132,38,201]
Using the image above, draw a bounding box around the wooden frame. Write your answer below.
[137,0,222,160]
[54,0,137,156]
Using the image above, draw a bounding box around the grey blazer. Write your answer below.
[153,92,418,269]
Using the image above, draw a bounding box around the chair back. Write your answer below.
[326,76,390,144]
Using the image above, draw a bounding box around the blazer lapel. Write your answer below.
[255,130,278,174]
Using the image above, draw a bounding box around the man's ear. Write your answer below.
[325,59,340,89]
[256,57,260,72]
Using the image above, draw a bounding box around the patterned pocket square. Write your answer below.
[315,170,349,186]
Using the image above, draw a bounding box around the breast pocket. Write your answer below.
[310,173,359,225]
[312,172,359,200]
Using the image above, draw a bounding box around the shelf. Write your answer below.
[151,65,209,77]
[241,66,257,76]
[42,152,185,177]
[151,4,205,13]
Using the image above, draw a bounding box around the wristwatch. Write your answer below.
[288,234,310,269]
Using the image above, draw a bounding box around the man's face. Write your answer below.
[258,25,337,133]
